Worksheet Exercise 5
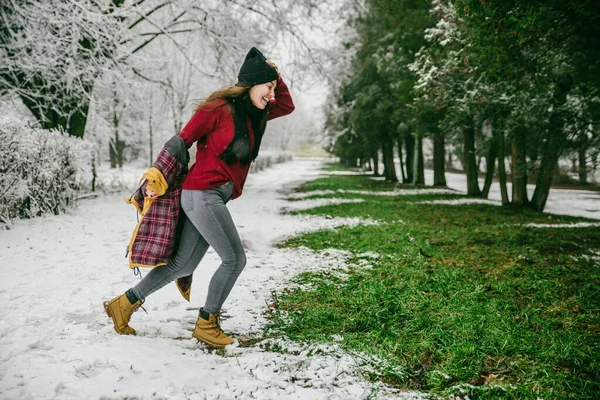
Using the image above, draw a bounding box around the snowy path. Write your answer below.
[0,159,420,400]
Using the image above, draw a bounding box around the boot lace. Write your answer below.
[212,312,225,335]
[132,300,147,314]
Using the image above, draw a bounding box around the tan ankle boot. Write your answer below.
[103,294,142,335]
[192,311,234,348]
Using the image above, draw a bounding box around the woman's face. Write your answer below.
[249,80,277,109]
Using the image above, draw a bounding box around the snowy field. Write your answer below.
[1,159,598,400]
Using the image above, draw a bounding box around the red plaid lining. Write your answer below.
[129,147,187,267]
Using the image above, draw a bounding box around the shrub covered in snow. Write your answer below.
[250,150,293,173]
[0,115,89,228]
[84,150,294,194]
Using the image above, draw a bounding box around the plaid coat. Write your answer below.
[126,135,194,300]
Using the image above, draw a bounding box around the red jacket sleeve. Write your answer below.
[268,76,295,121]
[179,100,225,147]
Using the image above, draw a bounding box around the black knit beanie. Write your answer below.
[237,47,278,86]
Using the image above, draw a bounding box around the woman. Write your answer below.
[104,47,295,347]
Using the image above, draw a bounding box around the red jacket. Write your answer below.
[179,75,295,199]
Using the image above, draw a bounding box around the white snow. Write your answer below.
[519,222,600,228]
[366,168,600,220]
[288,188,458,199]
[356,252,381,259]
[323,171,368,175]
[416,198,501,206]
[282,198,365,211]
[1,159,598,400]
[0,159,419,400]
[427,169,600,220]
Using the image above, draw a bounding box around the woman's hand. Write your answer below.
[266,59,280,75]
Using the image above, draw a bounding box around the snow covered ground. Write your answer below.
[437,170,600,220]
[367,169,599,220]
[0,159,420,400]
[1,159,598,400]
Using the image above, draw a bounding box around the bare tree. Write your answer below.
[1,0,335,139]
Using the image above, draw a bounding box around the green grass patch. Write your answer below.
[297,174,403,192]
[266,164,600,399]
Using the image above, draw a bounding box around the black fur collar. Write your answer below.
[218,95,269,166]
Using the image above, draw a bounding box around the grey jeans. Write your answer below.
[130,182,246,314]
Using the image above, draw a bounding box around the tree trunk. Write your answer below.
[342,158,357,167]
[110,108,125,169]
[531,76,572,212]
[530,132,561,211]
[578,146,587,184]
[109,137,117,169]
[91,154,97,192]
[371,148,380,176]
[19,89,90,138]
[433,131,447,186]
[66,108,89,138]
[463,121,482,196]
[109,133,125,169]
[397,139,407,182]
[511,125,529,206]
[404,133,415,183]
[382,139,398,182]
[496,122,510,205]
[381,143,389,180]
[591,149,599,176]
[528,134,539,171]
[482,137,497,198]
[413,134,425,185]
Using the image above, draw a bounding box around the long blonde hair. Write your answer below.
[193,84,250,112]
[192,82,271,166]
